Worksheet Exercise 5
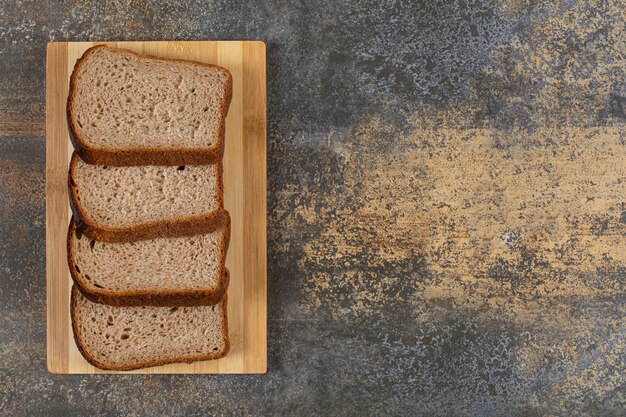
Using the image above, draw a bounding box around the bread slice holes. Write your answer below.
[212,347,218,351]
[177,165,185,171]
[203,106,208,112]
[169,307,179,313]
[85,274,91,281]
[94,283,104,289]
[89,240,95,250]
[123,327,131,331]
[120,334,129,340]
[77,120,83,128]
[74,264,81,273]
[107,316,114,325]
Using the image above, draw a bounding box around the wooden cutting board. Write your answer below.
[46,41,266,374]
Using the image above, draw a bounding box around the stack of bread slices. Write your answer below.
[66,45,233,371]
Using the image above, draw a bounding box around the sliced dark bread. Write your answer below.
[69,152,224,242]
[68,212,230,307]
[67,45,232,166]
[71,284,229,371]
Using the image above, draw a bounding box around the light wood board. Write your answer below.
[46,41,266,374]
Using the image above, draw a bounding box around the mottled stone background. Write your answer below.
[0,0,624,416]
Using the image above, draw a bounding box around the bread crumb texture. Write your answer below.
[71,224,226,292]
[74,289,227,369]
[72,46,228,149]
[72,158,220,227]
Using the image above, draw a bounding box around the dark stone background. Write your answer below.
[0,1,624,416]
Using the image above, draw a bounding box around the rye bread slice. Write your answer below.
[69,152,224,242]
[67,44,232,166]
[71,284,229,371]
[68,212,230,307]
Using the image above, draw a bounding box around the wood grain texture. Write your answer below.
[46,41,266,374]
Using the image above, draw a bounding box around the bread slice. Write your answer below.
[67,45,232,166]
[71,284,229,371]
[68,211,230,307]
[69,152,224,242]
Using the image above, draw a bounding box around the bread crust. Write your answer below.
[67,44,233,166]
[71,285,230,371]
[69,152,225,243]
[67,213,230,307]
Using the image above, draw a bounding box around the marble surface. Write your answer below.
[0,0,624,415]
